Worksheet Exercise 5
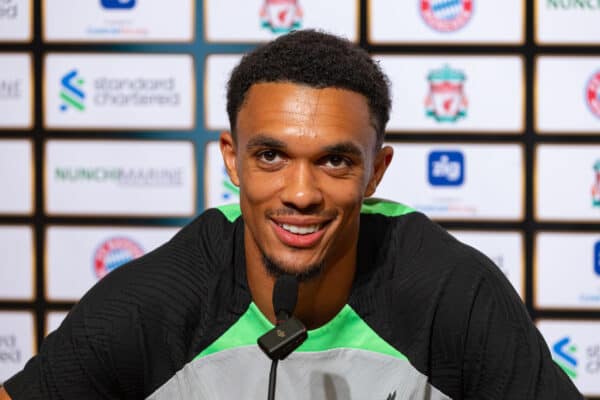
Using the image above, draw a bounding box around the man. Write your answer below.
[1,30,581,399]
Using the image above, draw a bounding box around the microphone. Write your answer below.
[258,275,307,361]
[273,274,298,323]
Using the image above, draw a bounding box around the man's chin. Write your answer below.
[262,254,324,283]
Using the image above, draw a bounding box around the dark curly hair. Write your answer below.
[226,30,391,148]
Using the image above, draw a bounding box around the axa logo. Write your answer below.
[260,0,303,34]
[101,0,136,9]
[59,69,85,112]
[420,0,473,33]
[425,64,467,123]
[428,150,464,186]
[553,336,578,379]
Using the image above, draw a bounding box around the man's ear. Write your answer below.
[365,145,393,197]
[219,131,240,187]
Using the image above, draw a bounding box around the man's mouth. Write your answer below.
[279,223,322,235]
[270,218,330,248]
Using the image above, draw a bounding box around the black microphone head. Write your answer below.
[273,275,298,320]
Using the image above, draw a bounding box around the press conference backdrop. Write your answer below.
[1,0,600,396]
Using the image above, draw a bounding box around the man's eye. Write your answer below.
[324,155,351,168]
[257,150,280,163]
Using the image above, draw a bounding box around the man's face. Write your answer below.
[220,82,391,278]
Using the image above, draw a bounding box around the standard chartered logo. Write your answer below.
[553,336,578,379]
[60,72,180,110]
[0,335,21,364]
[60,70,86,112]
[0,79,21,99]
[55,167,183,186]
[93,77,180,106]
[0,0,18,19]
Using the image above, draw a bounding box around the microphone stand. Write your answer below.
[258,276,308,400]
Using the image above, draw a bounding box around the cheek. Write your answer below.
[239,169,285,204]
[324,175,368,204]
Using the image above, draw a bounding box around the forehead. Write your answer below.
[236,82,375,148]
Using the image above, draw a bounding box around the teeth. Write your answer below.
[280,224,321,235]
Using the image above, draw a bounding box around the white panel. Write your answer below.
[536,0,600,44]
[46,312,68,336]
[536,57,600,133]
[44,0,194,42]
[450,230,524,299]
[205,54,241,131]
[0,312,34,385]
[205,0,358,43]
[0,140,33,215]
[377,55,524,133]
[536,145,600,221]
[537,320,600,397]
[46,225,179,301]
[376,143,523,220]
[0,53,32,128]
[370,0,523,44]
[204,141,240,209]
[536,232,600,309]
[0,0,31,42]
[44,53,195,130]
[0,226,33,300]
[45,140,196,216]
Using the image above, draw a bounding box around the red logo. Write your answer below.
[93,237,144,279]
[586,71,600,118]
[420,0,473,33]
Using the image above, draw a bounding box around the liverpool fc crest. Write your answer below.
[260,0,303,34]
[425,65,468,123]
[592,160,600,207]
[586,70,600,119]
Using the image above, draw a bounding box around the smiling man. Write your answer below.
[1,30,581,400]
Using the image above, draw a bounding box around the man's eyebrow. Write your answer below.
[322,142,363,157]
[245,135,287,151]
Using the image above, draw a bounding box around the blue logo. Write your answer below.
[552,336,578,379]
[428,151,464,186]
[595,241,600,276]
[101,0,136,9]
[59,69,85,112]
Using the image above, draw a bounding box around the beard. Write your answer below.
[262,253,324,283]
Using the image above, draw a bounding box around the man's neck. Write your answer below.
[245,233,357,330]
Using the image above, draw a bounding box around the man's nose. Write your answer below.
[280,161,323,211]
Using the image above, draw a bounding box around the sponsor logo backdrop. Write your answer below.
[0,1,599,396]
[43,0,194,42]
[0,312,35,384]
[0,53,32,128]
[45,226,179,300]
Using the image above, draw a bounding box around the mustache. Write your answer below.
[265,207,338,219]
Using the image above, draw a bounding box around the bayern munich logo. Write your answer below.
[586,70,600,119]
[420,0,473,33]
[93,237,144,279]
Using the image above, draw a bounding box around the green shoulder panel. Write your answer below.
[216,198,414,222]
[196,302,407,361]
[360,198,415,217]
[216,203,242,222]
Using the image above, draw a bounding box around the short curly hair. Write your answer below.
[226,30,391,148]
